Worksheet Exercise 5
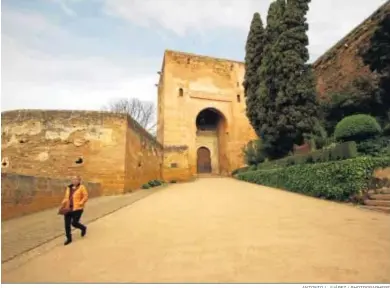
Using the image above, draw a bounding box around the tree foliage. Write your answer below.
[257,0,319,159]
[242,139,265,166]
[265,0,287,45]
[362,13,390,74]
[321,75,383,133]
[244,13,265,131]
[361,13,390,122]
[321,13,390,137]
[254,0,287,157]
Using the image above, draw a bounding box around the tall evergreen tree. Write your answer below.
[244,13,265,131]
[259,0,319,158]
[255,0,287,156]
[265,0,287,45]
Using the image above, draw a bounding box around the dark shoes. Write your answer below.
[65,227,86,245]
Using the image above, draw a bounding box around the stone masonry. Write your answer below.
[1,172,101,220]
[312,0,390,99]
[1,110,163,196]
[157,50,257,180]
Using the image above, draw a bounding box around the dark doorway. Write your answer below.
[197,147,211,174]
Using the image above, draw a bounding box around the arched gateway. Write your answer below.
[156,50,258,181]
[195,108,227,175]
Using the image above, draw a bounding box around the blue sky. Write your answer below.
[1,0,388,112]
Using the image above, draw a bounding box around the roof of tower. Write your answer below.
[163,49,245,66]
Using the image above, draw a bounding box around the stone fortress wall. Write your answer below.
[1,110,163,219]
[312,0,390,99]
[1,173,102,220]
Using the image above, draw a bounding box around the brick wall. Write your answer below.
[1,173,101,221]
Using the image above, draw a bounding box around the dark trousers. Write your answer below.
[64,209,86,240]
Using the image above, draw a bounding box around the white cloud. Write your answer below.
[55,0,77,17]
[103,0,388,60]
[1,8,160,112]
[307,0,388,60]
[47,0,84,16]
[1,37,159,111]
[2,0,388,113]
[103,0,265,36]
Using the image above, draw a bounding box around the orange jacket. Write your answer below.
[61,184,89,211]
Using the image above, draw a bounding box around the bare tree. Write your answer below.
[104,98,157,136]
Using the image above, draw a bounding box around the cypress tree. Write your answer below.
[266,0,287,44]
[244,13,265,131]
[256,0,287,157]
[260,0,319,158]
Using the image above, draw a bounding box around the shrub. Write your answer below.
[320,75,385,135]
[383,123,390,136]
[334,114,382,142]
[231,167,250,176]
[306,155,314,164]
[248,165,257,171]
[148,179,165,187]
[331,141,358,160]
[236,157,390,201]
[313,136,327,150]
[303,120,328,150]
[242,139,265,166]
[148,180,157,187]
[383,146,390,157]
[256,141,357,170]
[357,136,390,156]
[143,179,165,189]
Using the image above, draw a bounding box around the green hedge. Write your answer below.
[142,179,165,189]
[231,166,250,176]
[334,114,382,142]
[236,157,390,201]
[357,136,390,156]
[256,141,357,170]
[383,123,390,136]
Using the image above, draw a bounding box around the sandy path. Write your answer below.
[2,178,390,283]
[1,188,160,263]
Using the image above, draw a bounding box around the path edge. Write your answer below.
[1,184,170,273]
